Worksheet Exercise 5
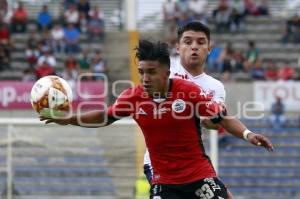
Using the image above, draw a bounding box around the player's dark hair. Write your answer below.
[177,21,210,42]
[135,39,170,69]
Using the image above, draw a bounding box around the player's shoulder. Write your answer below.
[117,85,143,100]
[202,73,224,87]
[172,78,199,91]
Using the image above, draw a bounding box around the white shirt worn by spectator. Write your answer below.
[189,0,208,15]
[89,9,104,20]
[143,57,226,168]
[64,9,79,24]
[163,0,177,18]
[51,27,64,41]
[37,55,56,67]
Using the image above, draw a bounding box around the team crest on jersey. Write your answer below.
[172,99,186,113]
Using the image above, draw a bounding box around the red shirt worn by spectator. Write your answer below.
[278,65,295,80]
[13,7,27,23]
[36,62,55,79]
[0,24,10,42]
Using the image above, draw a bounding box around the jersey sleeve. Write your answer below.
[189,84,226,123]
[107,88,135,119]
[213,80,226,103]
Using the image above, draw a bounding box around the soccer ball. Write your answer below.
[31,75,73,116]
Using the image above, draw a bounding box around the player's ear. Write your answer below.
[208,41,213,54]
[208,44,212,54]
[166,70,170,77]
[176,42,180,54]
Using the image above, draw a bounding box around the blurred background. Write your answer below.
[0,0,300,198]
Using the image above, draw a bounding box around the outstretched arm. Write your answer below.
[218,117,274,151]
[40,110,115,127]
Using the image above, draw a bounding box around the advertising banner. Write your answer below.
[0,81,106,110]
[254,81,300,111]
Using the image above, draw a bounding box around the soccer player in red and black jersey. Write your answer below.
[41,40,273,199]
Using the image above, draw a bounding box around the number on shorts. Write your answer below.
[195,183,215,199]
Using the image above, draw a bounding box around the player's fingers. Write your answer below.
[256,135,274,151]
[250,135,262,146]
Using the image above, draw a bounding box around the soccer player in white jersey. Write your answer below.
[143,22,271,198]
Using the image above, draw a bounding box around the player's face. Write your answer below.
[177,30,211,68]
[138,60,169,96]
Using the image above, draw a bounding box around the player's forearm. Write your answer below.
[219,117,247,139]
[69,110,109,127]
[201,119,221,130]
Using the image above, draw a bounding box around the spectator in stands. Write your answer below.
[26,32,38,50]
[162,0,178,26]
[89,5,105,22]
[77,0,90,19]
[256,0,269,15]
[278,61,295,81]
[91,50,108,80]
[243,40,259,72]
[230,0,246,33]
[282,12,300,44]
[78,48,92,80]
[0,21,11,51]
[251,59,265,80]
[177,12,194,28]
[22,67,36,82]
[207,41,222,72]
[213,0,231,33]
[0,1,12,24]
[35,61,56,79]
[0,44,9,71]
[61,54,79,81]
[51,24,65,53]
[37,46,56,67]
[176,0,190,16]
[264,60,278,81]
[217,42,235,73]
[188,0,208,24]
[25,41,40,68]
[63,0,76,9]
[221,42,236,81]
[38,30,53,52]
[244,0,259,16]
[78,11,88,33]
[11,2,28,33]
[64,23,81,54]
[37,5,52,32]
[64,3,79,26]
[232,49,245,72]
[270,96,285,132]
[87,12,105,42]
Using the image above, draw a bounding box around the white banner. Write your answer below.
[254,81,300,111]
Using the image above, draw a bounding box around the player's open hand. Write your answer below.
[247,133,274,151]
[39,115,71,126]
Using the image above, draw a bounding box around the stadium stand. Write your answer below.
[219,118,300,199]
[0,125,117,199]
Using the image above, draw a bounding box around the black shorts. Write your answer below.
[150,177,228,199]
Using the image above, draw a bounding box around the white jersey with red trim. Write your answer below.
[143,57,226,172]
[170,57,226,103]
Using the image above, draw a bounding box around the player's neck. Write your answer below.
[186,66,204,76]
[152,79,170,99]
[182,63,204,76]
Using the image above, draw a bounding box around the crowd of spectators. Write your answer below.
[0,0,107,81]
[163,0,300,82]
